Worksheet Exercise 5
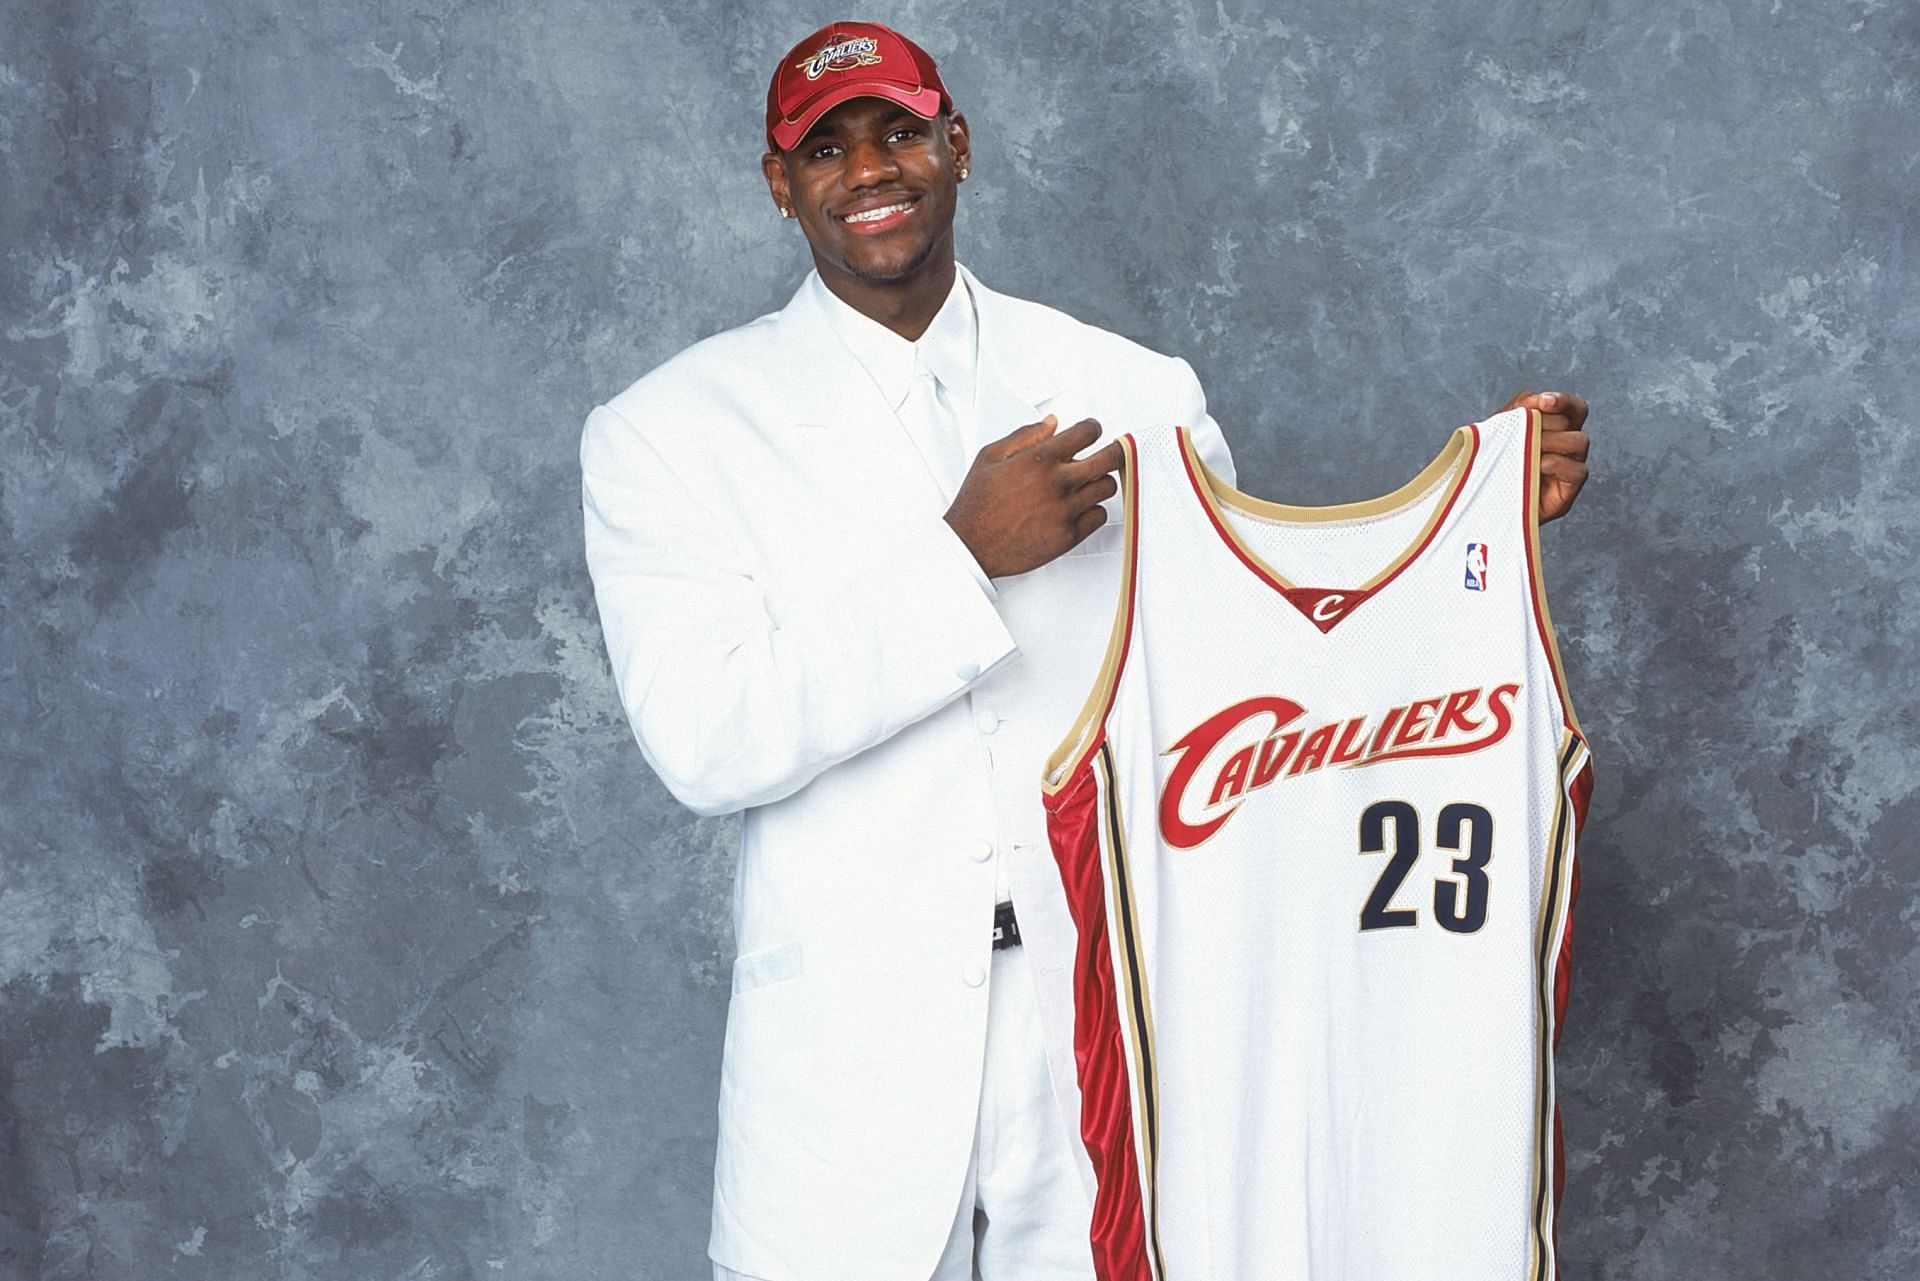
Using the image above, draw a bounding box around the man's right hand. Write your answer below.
[944,415,1124,579]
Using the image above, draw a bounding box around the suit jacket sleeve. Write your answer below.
[581,401,1020,818]
[1170,354,1238,487]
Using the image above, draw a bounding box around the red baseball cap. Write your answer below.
[765,21,952,153]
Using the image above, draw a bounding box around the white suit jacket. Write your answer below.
[580,262,1236,1281]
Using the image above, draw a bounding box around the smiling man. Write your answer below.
[579,20,1592,1281]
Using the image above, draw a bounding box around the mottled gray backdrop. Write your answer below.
[2,0,1913,1277]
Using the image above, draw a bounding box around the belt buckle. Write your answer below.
[992,900,1021,950]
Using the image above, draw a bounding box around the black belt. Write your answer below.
[992,899,1022,950]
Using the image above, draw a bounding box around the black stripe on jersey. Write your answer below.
[1098,739,1168,1280]
[1530,732,1584,1280]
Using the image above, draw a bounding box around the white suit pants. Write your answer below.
[713,936,1096,1280]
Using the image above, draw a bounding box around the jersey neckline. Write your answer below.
[1175,423,1480,630]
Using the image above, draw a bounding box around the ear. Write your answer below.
[946,111,971,172]
[761,150,791,215]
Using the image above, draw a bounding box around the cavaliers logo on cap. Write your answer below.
[796,36,883,80]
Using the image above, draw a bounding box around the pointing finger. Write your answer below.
[1036,417,1103,459]
[987,413,1057,458]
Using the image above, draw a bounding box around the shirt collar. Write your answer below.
[810,266,978,412]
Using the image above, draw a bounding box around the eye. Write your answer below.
[888,126,922,143]
[807,143,842,160]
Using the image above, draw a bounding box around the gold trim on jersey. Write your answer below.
[1528,729,1589,1281]
[1043,435,1141,796]
[1523,406,1586,739]
[1096,740,1169,1279]
[1178,421,1479,592]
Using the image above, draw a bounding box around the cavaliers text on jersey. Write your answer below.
[1040,407,1593,1280]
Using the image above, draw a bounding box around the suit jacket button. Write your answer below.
[970,839,994,863]
[962,963,987,988]
[955,659,980,681]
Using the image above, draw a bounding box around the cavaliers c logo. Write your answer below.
[1159,696,1306,849]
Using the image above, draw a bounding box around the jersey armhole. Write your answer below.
[1041,433,1141,799]
[1522,406,1586,742]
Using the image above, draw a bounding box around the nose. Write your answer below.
[842,135,901,188]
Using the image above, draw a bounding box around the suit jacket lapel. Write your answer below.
[961,262,1058,451]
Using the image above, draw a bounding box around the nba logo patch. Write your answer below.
[1464,542,1489,591]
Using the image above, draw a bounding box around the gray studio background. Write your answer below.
[2,1,1913,1277]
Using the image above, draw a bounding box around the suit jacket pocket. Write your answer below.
[730,941,805,997]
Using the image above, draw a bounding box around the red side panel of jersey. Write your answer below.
[1548,752,1595,1273]
[1553,757,1595,1055]
[1046,741,1153,1281]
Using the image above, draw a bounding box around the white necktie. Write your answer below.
[900,359,972,506]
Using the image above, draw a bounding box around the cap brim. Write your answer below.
[770,81,944,152]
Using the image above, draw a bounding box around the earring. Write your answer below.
[779,207,793,218]
[957,166,969,181]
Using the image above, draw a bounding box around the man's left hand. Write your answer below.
[1501,390,1590,523]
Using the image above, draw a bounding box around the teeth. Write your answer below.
[844,201,912,223]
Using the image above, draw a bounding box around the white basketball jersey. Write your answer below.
[1041,408,1592,1281]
